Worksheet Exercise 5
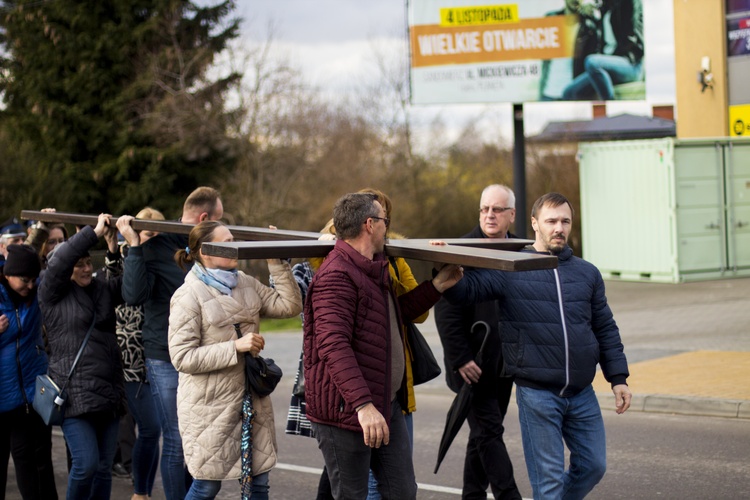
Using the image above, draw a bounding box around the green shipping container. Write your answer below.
[578,137,750,283]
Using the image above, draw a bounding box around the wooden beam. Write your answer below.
[397,238,532,252]
[203,240,557,272]
[20,210,320,241]
[22,209,556,271]
[203,240,335,260]
[385,240,556,272]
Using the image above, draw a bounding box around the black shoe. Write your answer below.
[112,462,131,479]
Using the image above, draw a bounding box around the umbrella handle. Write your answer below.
[471,321,492,366]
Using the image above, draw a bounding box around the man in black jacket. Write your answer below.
[435,184,521,500]
[117,187,223,500]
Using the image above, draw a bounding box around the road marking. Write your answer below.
[275,462,324,475]
[275,462,463,495]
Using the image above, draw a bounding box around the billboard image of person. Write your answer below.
[408,0,646,104]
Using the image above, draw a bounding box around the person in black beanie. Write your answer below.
[0,244,59,499]
[3,244,42,278]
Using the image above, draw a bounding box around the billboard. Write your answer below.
[727,1,750,135]
[408,1,646,104]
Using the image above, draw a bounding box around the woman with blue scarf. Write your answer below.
[168,221,302,500]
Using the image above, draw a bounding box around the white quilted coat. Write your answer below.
[168,261,302,480]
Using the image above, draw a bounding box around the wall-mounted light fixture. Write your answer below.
[697,56,714,92]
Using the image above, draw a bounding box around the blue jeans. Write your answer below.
[516,385,606,500]
[366,412,413,500]
[125,381,161,496]
[562,54,643,101]
[185,472,269,500]
[62,413,120,500]
[314,399,416,500]
[146,358,190,500]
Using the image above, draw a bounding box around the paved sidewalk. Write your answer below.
[592,277,750,419]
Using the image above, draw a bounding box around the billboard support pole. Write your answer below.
[513,102,527,238]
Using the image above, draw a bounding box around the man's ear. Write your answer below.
[198,212,209,222]
[530,216,538,232]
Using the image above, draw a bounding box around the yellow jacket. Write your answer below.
[389,256,428,413]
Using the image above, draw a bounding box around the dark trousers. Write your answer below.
[463,376,521,500]
[113,412,135,471]
[0,405,58,500]
[313,399,416,500]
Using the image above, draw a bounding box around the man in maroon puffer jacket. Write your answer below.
[303,192,463,500]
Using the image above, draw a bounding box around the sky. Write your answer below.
[233,0,676,144]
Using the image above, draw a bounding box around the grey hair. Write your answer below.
[332,193,379,240]
[481,184,516,208]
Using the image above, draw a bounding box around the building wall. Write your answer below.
[673,0,728,138]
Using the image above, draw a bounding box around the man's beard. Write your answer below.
[548,234,566,254]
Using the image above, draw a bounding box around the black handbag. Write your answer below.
[388,256,442,386]
[405,322,441,385]
[33,312,96,426]
[291,351,305,398]
[234,324,282,397]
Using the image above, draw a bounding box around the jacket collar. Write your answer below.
[466,224,518,239]
[333,239,388,281]
[524,245,573,261]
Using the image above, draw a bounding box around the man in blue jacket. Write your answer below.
[444,192,631,500]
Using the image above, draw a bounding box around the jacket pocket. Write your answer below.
[500,324,524,375]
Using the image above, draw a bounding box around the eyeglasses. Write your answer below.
[370,216,390,227]
[480,206,514,215]
[46,238,65,246]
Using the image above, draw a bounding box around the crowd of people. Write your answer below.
[0,183,631,500]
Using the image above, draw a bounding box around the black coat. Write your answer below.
[434,225,516,393]
[38,227,125,419]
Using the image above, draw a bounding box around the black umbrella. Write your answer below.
[434,320,492,474]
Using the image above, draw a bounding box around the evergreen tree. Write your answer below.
[0,0,240,215]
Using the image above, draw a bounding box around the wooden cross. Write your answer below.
[21,210,557,272]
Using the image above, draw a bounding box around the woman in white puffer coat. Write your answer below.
[168,221,302,500]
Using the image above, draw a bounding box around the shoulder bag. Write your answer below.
[406,322,442,385]
[33,312,97,426]
[234,324,283,397]
[388,256,442,385]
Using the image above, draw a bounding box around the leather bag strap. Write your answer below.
[59,311,97,394]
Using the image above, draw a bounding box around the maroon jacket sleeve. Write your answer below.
[398,279,442,322]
